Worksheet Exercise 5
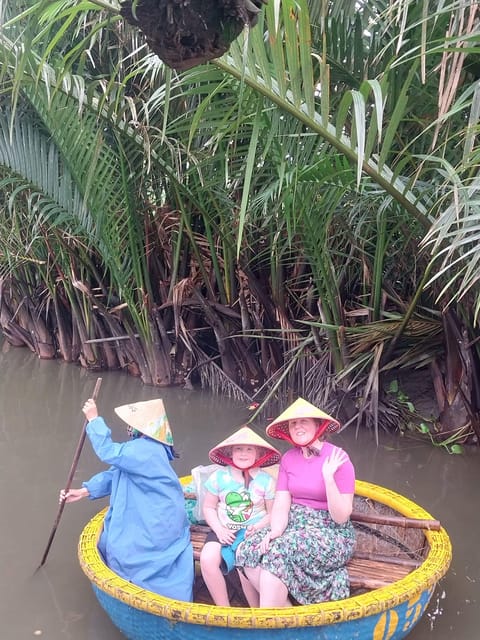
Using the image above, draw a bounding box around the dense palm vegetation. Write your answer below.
[0,0,479,446]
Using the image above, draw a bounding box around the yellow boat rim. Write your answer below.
[78,478,452,629]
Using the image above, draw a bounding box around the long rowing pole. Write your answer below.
[37,377,103,569]
[183,492,441,531]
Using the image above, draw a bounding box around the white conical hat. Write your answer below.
[266,397,340,440]
[114,399,174,446]
[209,425,281,467]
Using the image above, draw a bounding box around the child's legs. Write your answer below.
[200,541,229,606]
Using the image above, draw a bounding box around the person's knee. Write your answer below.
[200,541,222,569]
[244,566,256,578]
[243,565,261,588]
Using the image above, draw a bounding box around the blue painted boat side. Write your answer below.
[92,583,434,640]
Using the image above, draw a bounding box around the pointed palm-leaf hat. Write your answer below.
[209,425,281,468]
[266,397,340,442]
[114,399,174,446]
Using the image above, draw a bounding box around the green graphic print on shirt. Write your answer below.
[204,466,276,531]
[225,490,253,524]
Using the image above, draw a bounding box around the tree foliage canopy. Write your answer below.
[0,0,479,444]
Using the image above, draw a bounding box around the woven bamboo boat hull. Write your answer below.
[78,479,452,640]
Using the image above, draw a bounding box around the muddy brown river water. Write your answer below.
[0,342,478,639]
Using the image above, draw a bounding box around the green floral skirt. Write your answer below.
[236,503,355,604]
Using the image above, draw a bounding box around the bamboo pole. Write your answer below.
[37,377,103,568]
[353,551,421,568]
[351,511,441,531]
[183,493,441,530]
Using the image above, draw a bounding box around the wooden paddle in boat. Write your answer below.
[38,377,102,569]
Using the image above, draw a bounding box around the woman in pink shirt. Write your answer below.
[236,397,355,607]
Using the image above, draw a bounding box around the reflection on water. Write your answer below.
[0,342,478,639]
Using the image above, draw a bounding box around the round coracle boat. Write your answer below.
[78,478,452,640]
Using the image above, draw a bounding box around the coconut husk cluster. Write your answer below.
[120,0,267,70]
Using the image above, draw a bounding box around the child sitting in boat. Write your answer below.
[60,398,194,602]
[236,398,356,607]
[200,426,280,606]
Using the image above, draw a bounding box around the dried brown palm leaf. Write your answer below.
[432,2,479,148]
[189,345,252,402]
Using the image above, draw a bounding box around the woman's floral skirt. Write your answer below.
[236,504,355,604]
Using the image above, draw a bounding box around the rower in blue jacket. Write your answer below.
[61,397,193,602]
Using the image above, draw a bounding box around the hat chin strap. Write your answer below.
[229,462,253,488]
[230,451,272,487]
[283,423,328,447]
[230,449,272,471]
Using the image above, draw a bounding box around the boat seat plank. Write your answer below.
[189,523,417,593]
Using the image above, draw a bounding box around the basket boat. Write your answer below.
[78,478,451,640]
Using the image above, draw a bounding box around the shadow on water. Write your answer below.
[0,342,478,639]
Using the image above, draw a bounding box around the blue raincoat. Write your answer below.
[83,417,193,601]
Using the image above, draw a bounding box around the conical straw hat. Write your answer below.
[114,399,174,446]
[266,397,340,441]
[209,425,281,467]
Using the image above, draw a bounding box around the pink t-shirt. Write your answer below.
[276,442,355,510]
